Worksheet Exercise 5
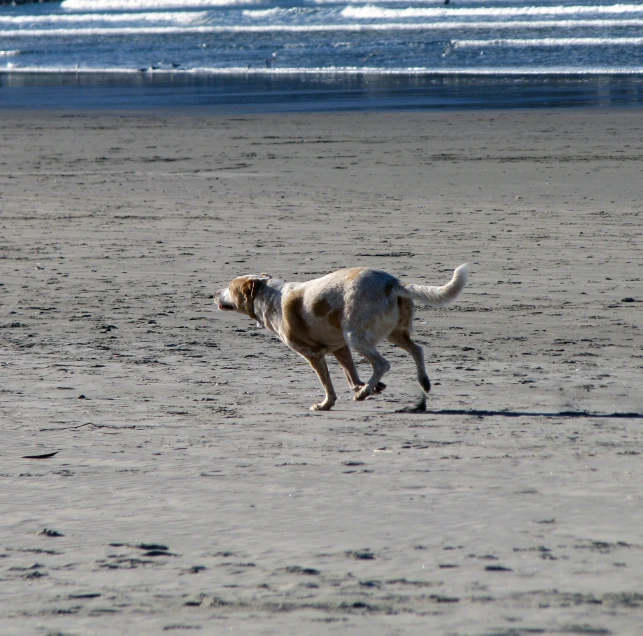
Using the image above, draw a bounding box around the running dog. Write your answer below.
[214,263,468,411]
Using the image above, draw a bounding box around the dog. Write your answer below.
[214,263,468,411]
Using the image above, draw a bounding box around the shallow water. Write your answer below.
[2,70,643,111]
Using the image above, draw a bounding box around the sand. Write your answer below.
[1,109,642,635]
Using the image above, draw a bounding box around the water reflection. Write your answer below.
[2,72,643,112]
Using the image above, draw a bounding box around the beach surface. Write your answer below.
[1,109,642,635]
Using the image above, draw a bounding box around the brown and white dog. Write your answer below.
[214,264,468,411]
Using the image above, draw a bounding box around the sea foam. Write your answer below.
[61,0,261,10]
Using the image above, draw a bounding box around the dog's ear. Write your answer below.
[240,276,267,302]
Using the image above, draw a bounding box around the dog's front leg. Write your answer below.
[333,346,363,390]
[334,346,387,395]
[300,352,337,411]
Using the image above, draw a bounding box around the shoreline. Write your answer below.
[2,70,643,112]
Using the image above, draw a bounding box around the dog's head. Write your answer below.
[214,274,271,319]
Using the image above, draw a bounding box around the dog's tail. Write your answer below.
[404,263,469,308]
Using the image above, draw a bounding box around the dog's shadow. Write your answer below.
[394,393,643,419]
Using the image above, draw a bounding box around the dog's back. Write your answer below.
[293,267,402,332]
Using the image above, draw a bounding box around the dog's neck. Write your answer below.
[253,280,285,331]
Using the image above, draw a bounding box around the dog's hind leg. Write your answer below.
[300,352,337,411]
[334,346,386,394]
[387,331,431,393]
[387,295,431,393]
[346,333,391,401]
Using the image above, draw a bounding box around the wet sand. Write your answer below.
[1,109,642,634]
[4,72,643,112]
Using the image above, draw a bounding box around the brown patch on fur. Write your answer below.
[312,297,331,317]
[228,276,262,319]
[384,280,396,296]
[396,296,415,333]
[283,290,323,352]
[344,268,365,282]
[228,277,250,315]
[328,308,343,330]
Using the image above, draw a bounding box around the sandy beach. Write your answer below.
[1,109,642,635]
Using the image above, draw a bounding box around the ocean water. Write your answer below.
[2,0,643,110]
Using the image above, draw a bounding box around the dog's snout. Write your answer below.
[214,287,235,311]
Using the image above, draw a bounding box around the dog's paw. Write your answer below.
[354,382,386,401]
[354,387,371,401]
[310,401,334,411]
[353,382,386,394]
